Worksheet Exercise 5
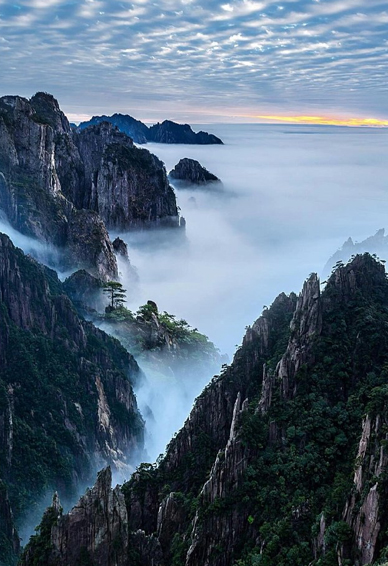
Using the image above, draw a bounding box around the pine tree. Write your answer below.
[103,281,127,310]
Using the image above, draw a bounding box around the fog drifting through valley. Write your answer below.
[2,123,388,476]
[121,124,388,356]
[109,123,388,462]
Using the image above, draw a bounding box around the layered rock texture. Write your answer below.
[0,92,181,278]
[0,233,144,564]
[23,253,388,566]
[169,158,220,185]
[78,114,224,145]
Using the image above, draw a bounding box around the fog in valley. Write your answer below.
[1,123,388,488]
[121,124,388,356]
[108,124,388,462]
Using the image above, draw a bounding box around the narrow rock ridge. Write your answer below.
[277,273,322,400]
[185,393,249,565]
[341,414,388,565]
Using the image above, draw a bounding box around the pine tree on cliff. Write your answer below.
[103,281,127,311]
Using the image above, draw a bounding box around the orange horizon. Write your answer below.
[254,115,388,127]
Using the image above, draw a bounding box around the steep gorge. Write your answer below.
[22,253,388,566]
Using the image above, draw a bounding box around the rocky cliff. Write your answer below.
[0,233,145,564]
[0,92,181,278]
[169,158,220,185]
[22,253,388,566]
[0,93,118,279]
[76,124,179,230]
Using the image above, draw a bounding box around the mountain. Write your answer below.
[169,157,220,184]
[78,113,149,144]
[147,120,223,145]
[0,92,181,279]
[78,115,224,145]
[21,253,388,566]
[324,228,388,276]
[0,233,146,564]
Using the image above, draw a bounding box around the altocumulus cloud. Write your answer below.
[0,0,387,121]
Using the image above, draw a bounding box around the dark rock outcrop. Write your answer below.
[113,237,129,259]
[148,120,223,144]
[78,114,224,145]
[63,269,104,313]
[78,113,149,144]
[169,158,220,185]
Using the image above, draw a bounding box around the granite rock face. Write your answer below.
[79,125,179,230]
[0,234,144,563]
[340,414,387,565]
[0,92,182,278]
[53,468,129,566]
[0,93,117,278]
[21,254,388,566]
[63,269,105,313]
[169,158,220,185]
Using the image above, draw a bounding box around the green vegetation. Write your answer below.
[0,239,143,565]
[195,255,388,566]
[102,299,219,364]
[103,281,127,310]
[20,505,61,566]
[120,255,388,566]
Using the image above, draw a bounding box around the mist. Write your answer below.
[117,124,388,359]
[0,211,63,271]
[3,124,388,538]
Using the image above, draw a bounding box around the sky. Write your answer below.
[0,0,387,123]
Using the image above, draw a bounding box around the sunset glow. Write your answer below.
[254,115,388,127]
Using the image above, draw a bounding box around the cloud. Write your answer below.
[0,0,386,120]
